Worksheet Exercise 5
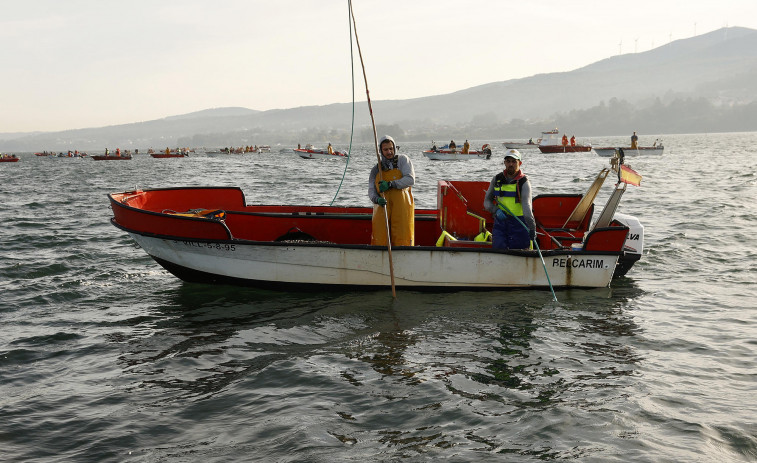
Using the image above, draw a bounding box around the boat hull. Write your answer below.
[91,155,132,160]
[0,158,20,162]
[150,154,187,158]
[594,146,664,157]
[119,227,619,290]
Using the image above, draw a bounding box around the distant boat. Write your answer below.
[502,140,540,150]
[538,129,592,153]
[150,153,187,158]
[594,144,664,157]
[293,145,347,159]
[1,155,20,162]
[423,143,493,161]
[91,154,132,160]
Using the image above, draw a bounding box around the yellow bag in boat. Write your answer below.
[435,231,457,247]
[474,230,492,242]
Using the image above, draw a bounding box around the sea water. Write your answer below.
[1,132,756,462]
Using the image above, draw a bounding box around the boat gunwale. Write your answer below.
[108,190,438,221]
[110,217,624,258]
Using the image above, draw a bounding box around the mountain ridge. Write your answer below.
[2,27,756,150]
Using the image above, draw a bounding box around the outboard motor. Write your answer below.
[612,212,644,277]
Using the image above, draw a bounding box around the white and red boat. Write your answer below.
[293,145,348,159]
[538,129,592,153]
[108,167,643,291]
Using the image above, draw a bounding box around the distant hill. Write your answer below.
[163,107,261,120]
[371,26,757,124]
[2,27,757,150]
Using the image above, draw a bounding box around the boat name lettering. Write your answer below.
[628,233,640,241]
[182,241,236,251]
[552,258,604,269]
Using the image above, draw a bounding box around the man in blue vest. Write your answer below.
[483,149,536,249]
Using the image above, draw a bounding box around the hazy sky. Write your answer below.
[2,0,757,133]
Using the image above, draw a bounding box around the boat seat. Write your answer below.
[164,208,227,221]
[592,182,627,230]
[562,168,609,229]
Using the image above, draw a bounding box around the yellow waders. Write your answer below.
[371,167,414,246]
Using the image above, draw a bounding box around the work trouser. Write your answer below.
[492,213,529,250]
[371,187,414,246]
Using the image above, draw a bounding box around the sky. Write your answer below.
[2,0,757,133]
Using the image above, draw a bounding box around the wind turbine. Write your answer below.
[618,39,623,55]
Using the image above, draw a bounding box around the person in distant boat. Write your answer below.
[327,143,334,154]
[297,144,301,149]
[570,135,576,147]
[368,135,415,247]
[528,138,534,144]
[431,141,438,152]
[165,147,171,155]
[105,148,109,156]
[116,148,121,157]
[449,140,456,151]
[484,149,535,250]
[462,140,470,154]
[562,134,569,147]
[631,131,639,149]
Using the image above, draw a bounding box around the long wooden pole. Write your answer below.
[348,0,396,298]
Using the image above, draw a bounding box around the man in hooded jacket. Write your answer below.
[368,135,415,246]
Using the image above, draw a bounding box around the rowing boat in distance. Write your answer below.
[91,155,132,160]
[423,144,493,161]
[150,153,187,158]
[594,145,664,157]
[293,144,348,159]
[502,140,539,150]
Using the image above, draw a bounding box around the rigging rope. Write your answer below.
[328,0,357,206]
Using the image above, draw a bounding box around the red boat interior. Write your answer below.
[110,180,628,252]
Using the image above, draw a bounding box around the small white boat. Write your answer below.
[594,146,664,157]
[293,148,348,159]
[502,141,540,150]
[423,143,493,161]
[423,150,492,161]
